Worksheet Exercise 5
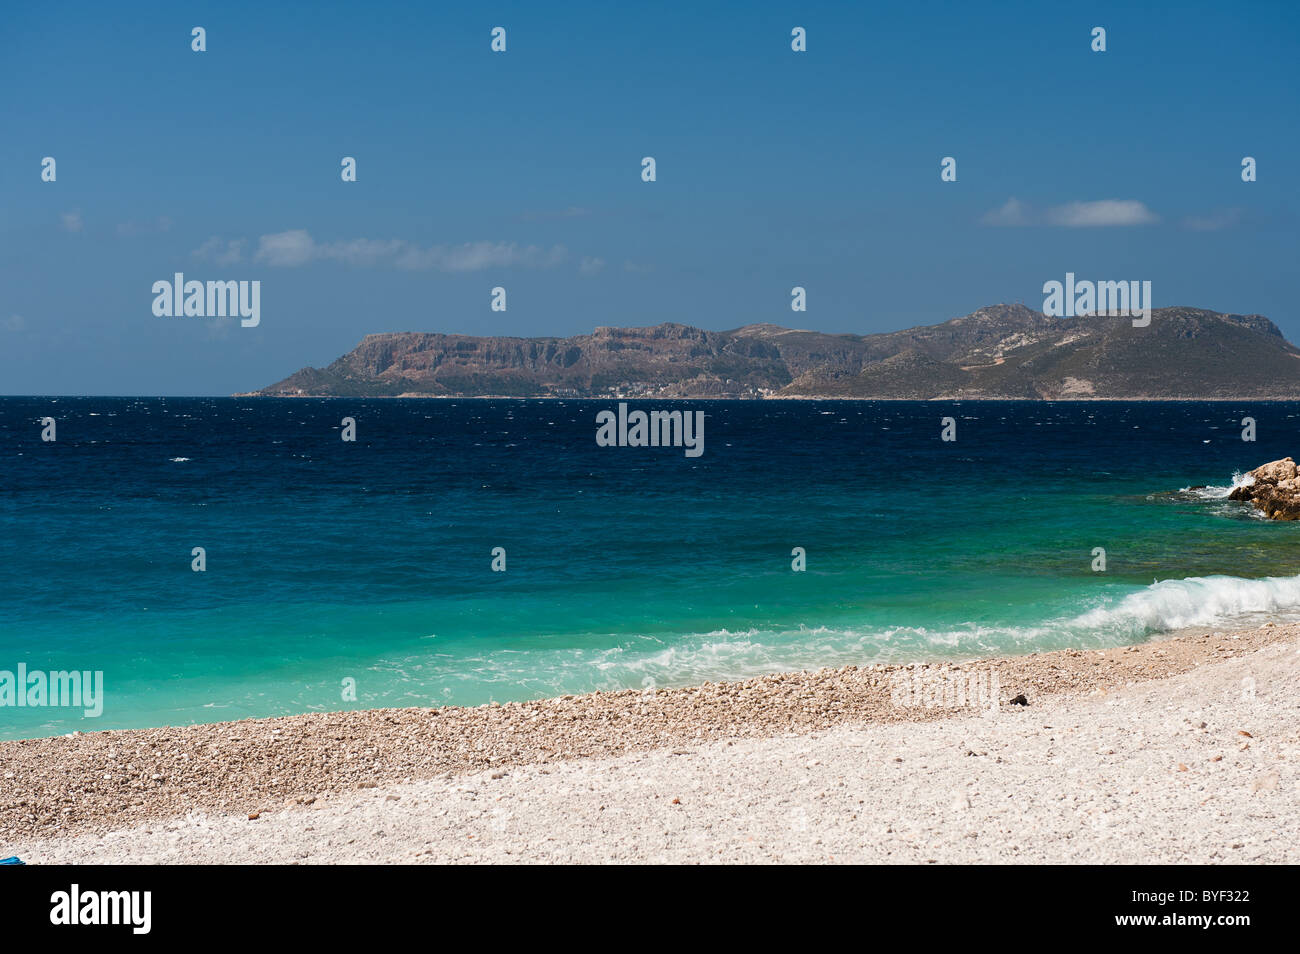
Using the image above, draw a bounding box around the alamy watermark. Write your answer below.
[1042,272,1151,327]
[50,884,150,934]
[889,666,1001,711]
[152,272,260,327]
[0,664,104,718]
[596,403,704,458]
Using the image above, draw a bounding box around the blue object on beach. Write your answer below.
[0,857,24,865]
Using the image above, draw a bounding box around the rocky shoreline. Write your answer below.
[2,622,1295,846]
[1230,456,1300,519]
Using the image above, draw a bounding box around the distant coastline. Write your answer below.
[240,304,1300,402]
[232,393,1300,402]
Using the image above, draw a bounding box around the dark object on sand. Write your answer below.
[1008,694,1029,706]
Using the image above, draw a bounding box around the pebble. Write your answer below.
[2,622,1294,843]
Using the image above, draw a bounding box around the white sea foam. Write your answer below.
[889,574,1300,649]
[371,573,1300,705]
[575,573,1300,691]
[1069,573,1300,637]
[1179,470,1254,500]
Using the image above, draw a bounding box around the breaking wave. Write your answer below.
[1179,470,1254,500]
[411,573,1300,699]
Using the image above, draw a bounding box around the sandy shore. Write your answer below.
[4,624,1298,863]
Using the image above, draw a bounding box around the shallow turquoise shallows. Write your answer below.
[2,397,1298,739]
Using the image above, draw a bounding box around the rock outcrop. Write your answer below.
[1229,457,1300,519]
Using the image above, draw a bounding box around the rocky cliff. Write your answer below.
[245,304,1300,399]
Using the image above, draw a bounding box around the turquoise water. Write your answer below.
[2,397,1299,738]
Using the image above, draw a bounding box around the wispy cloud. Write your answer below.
[518,206,593,223]
[117,216,173,237]
[192,230,574,272]
[981,198,1032,227]
[60,210,84,233]
[252,230,317,266]
[1182,208,1244,232]
[388,240,568,272]
[1046,199,1158,227]
[981,197,1159,227]
[578,256,606,276]
[192,236,247,266]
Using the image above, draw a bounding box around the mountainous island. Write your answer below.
[242,304,1300,400]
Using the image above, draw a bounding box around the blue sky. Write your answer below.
[3,0,1297,394]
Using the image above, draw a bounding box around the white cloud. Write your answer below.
[981,197,1158,227]
[192,236,247,265]
[242,230,571,272]
[578,256,606,276]
[3,314,25,332]
[393,241,568,272]
[1182,208,1244,232]
[320,238,407,267]
[1045,199,1158,227]
[60,210,84,233]
[255,229,316,266]
[981,197,1031,227]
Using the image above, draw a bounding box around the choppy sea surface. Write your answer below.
[2,397,1298,738]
